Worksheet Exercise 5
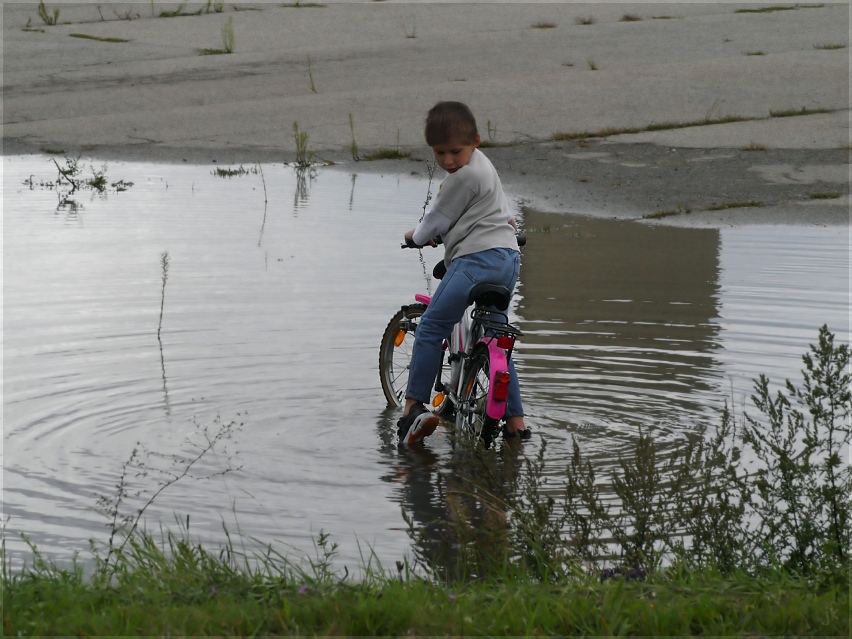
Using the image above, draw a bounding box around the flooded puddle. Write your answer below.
[3,154,848,569]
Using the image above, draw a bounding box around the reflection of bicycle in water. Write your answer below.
[379,237,526,446]
[380,426,522,582]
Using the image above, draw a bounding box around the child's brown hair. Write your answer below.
[424,101,479,146]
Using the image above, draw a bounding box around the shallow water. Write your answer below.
[3,155,848,571]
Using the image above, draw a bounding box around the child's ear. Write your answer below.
[473,134,481,148]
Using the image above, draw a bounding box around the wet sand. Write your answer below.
[3,1,849,227]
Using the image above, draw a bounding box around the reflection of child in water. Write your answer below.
[397,101,530,445]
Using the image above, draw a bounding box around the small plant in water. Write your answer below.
[37,1,60,25]
[741,325,850,575]
[157,251,170,341]
[293,121,311,167]
[348,114,360,161]
[94,414,244,569]
[212,165,258,177]
[200,16,234,54]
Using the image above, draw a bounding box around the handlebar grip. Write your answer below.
[401,236,443,249]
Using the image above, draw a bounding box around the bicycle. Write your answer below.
[379,237,525,446]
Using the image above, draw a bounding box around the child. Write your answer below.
[398,101,530,444]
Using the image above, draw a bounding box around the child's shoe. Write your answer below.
[502,424,532,441]
[397,403,440,445]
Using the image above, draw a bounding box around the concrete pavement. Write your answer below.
[3,1,849,225]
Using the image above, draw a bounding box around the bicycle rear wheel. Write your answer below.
[455,344,501,445]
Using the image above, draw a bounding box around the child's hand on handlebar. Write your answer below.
[403,229,437,248]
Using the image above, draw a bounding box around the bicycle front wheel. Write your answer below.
[379,303,426,408]
[456,344,500,445]
[379,303,452,414]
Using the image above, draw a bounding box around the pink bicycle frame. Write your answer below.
[482,336,512,420]
[414,293,513,420]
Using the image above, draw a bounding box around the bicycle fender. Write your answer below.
[481,338,509,420]
[415,294,432,305]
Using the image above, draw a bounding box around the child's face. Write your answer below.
[430,135,480,174]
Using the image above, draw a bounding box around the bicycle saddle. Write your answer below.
[468,283,512,311]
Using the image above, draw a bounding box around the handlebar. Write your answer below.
[401,235,526,249]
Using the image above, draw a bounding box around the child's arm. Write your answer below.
[403,228,437,248]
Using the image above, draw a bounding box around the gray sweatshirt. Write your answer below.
[413,149,519,267]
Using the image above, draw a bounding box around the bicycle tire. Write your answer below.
[379,304,453,414]
[455,344,501,445]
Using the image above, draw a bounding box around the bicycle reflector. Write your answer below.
[496,336,515,350]
[394,330,406,347]
[432,393,445,408]
[493,370,511,401]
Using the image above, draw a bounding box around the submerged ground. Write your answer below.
[3,1,849,226]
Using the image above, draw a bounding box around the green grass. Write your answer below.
[814,42,846,50]
[159,4,193,17]
[745,50,766,55]
[707,200,765,210]
[553,114,753,141]
[530,21,557,29]
[643,204,692,219]
[770,106,834,117]
[70,33,132,43]
[553,104,841,141]
[364,148,411,161]
[735,5,798,13]
[575,16,595,25]
[4,527,847,637]
[644,210,680,220]
[620,13,642,22]
[809,191,841,199]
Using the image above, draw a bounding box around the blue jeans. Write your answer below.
[406,248,524,418]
